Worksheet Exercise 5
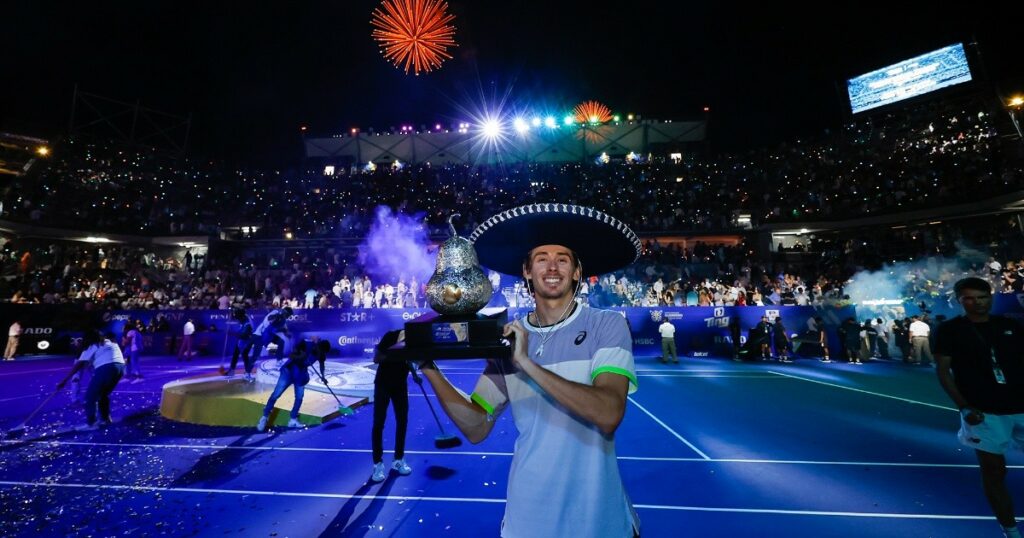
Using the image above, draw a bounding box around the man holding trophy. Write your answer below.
[405,204,643,538]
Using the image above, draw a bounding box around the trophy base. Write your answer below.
[378,307,511,362]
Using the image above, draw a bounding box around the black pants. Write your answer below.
[372,379,408,464]
[228,339,255,372]
[85,363,124,425]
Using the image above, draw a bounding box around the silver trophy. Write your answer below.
[381,214,509,361]
[425,214,493,315]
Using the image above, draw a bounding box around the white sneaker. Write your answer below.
[287,418,302,428]
[371,462,386,482]
[391,459,412,476]
[256,416,268,432]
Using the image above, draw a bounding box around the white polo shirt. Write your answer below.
[77,340,126,369]
[472,303,640,538]
[909,320,930,338]
[658,321,676,339]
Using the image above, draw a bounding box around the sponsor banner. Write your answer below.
[0,303,859,358]
[145,306,856,358]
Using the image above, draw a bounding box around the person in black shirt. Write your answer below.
[935,277,1024,538]
[839,318,862,364]
[370,329,413,482]
[728,315,742,362]
[773,317,791,362]
[753,315,772,360]
[224,308,255,380]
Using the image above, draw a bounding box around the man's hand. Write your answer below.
[502,321,529,368]
[962,407,985,426]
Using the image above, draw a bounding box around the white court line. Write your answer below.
[0,393,45,403]
[638,374,783,378]
[2,440,514,457]
[629,503,992,520]
[0,480,997,521]
[0,480,504,504]
[438,368,750,374]
[767,371,956,412]
[7,440,1019,469]
[627,396,711,460]
[0,367,67,377]
[438,371,770,378]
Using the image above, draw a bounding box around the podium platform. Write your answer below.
[159,360,375,427]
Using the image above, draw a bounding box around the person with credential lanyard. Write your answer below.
[417,204,642,538]
[935,277,1024,538]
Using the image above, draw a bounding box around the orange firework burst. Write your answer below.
[573,101,612,124]
[371,0,457,75]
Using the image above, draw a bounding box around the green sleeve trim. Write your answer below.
[470,392,496,416]
[591,366,638,394]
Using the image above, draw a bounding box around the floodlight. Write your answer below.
[482,119,501,138]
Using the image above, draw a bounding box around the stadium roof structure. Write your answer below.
[304,119,706,165]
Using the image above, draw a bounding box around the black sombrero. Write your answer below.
[468,203,641,276]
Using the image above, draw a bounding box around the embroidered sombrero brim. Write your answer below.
[468,204,641,276]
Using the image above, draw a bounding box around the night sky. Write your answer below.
[4,1,1021,165]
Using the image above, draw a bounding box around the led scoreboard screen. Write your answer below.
[847,43,973,114]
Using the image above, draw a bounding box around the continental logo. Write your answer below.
[337,336,380,347]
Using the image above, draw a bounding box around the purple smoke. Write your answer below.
[357,206,435,285]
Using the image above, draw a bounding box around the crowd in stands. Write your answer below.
[3,216,1022,313]
[1,93,1023,310]
[2,94,1021,240]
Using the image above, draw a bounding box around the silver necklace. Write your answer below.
[531,301,576,358]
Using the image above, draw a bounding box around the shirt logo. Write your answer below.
[574,331,587,345]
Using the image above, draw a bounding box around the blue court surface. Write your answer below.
[0,354,1019,537]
